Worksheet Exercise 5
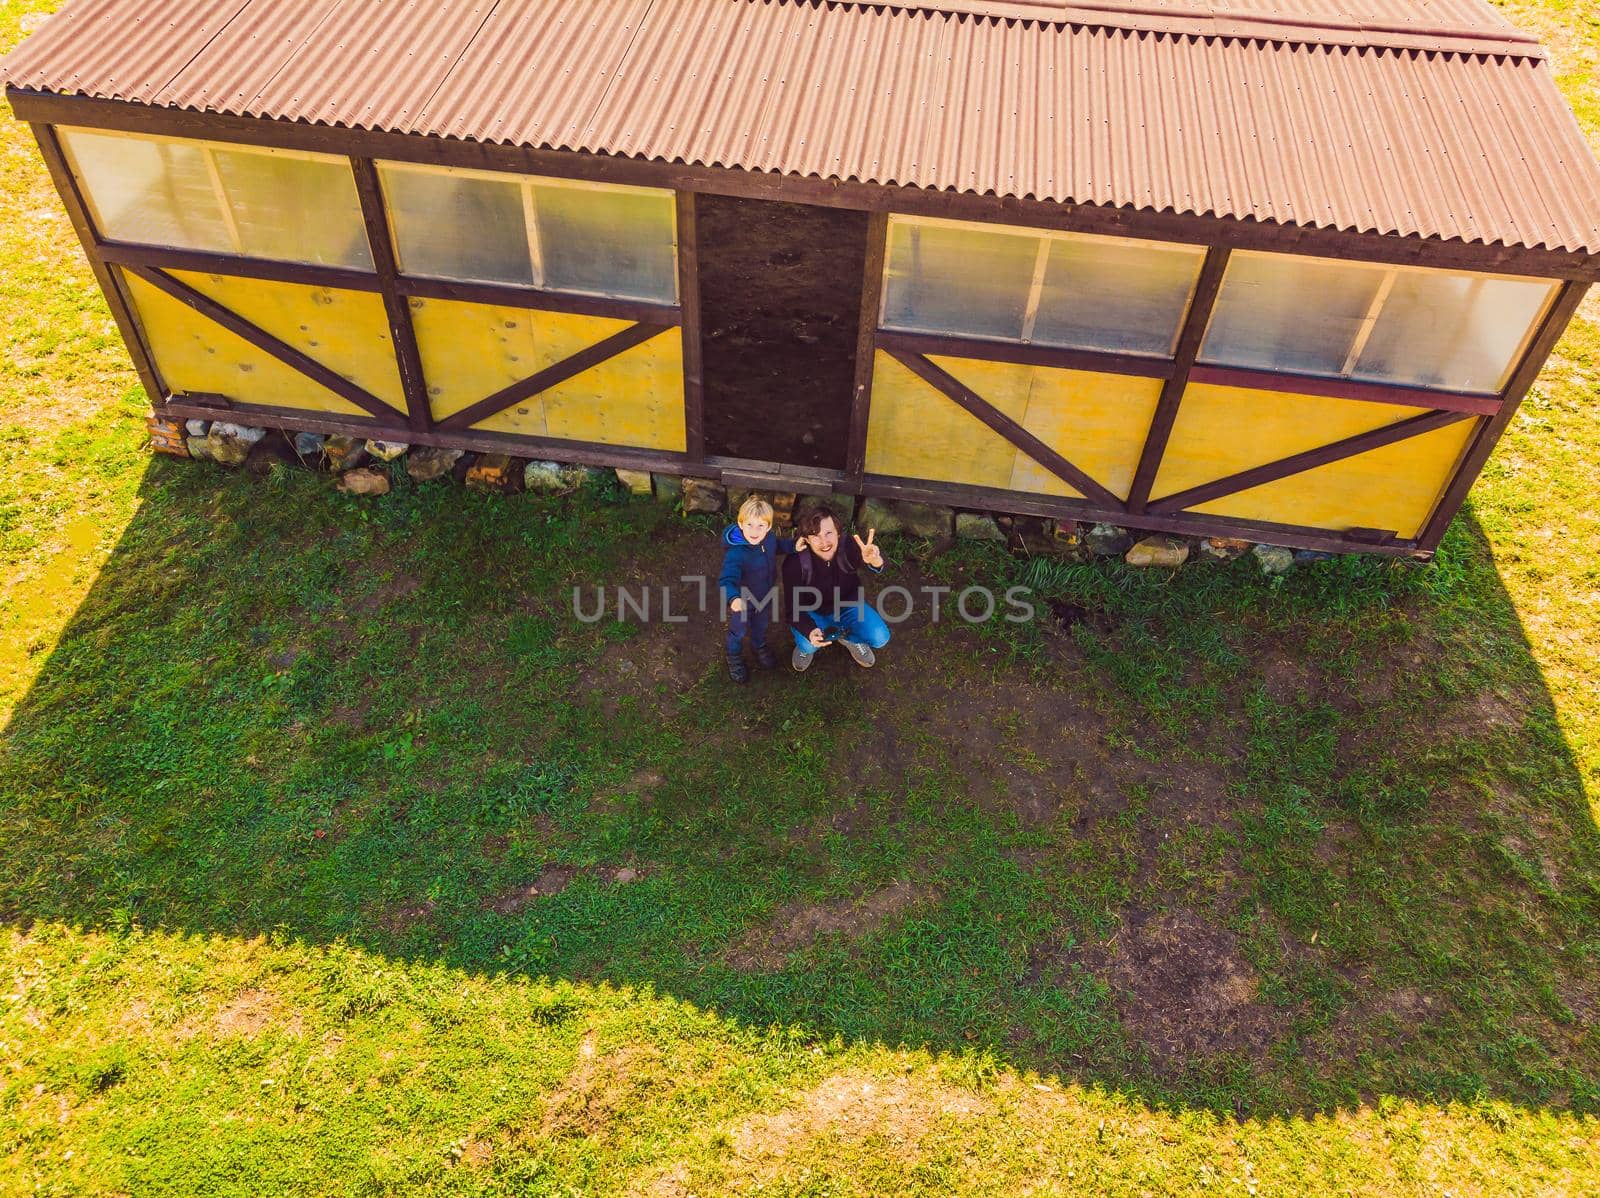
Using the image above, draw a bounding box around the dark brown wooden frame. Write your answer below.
[14,87,1594,559]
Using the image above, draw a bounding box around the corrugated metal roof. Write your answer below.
[5,0,1599,255]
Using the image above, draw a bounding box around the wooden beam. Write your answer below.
[350,156,432,433]
[16,91,1596,282]
[96,240,382,292]
[1186,364,1501,416]
[675,191,706,460]
[160,393,694,473]
[1415,279,1590,551]
[1147,409,1474,514]
[435,320,672,432]
[845,211,890,485]
[876,329,1174,380]
[883,347,1123,509]
[28,123,168,405]
[1125,246,1231,513]
[858,472,1425,558]
[124,265,396,420]
[394,274,679,326]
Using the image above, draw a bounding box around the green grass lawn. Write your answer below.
[3,1,1600,1193]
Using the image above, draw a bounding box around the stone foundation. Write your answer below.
[151,422,1357,574]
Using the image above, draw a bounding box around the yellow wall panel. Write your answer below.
[124,272,370,417]
[865,352,1161,501]
[409,297,629,424]
[173,271,405,413]
[863,351,1022,489]
[1013,369,1161,499]
[1152,383,1431,500]
[510,329,686,451]
[1190,417,1478,538]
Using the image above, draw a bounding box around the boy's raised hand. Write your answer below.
[852,528,884,569]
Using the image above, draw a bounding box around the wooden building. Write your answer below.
[5,0,1599,557]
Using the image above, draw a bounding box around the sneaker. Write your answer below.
[754,643,777,669]
[842,639,876,668]
[791,645,815,672]
[727,653,750,684]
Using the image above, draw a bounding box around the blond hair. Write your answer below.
[737,496,774,524]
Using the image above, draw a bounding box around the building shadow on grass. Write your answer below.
[2,453,1597,1120]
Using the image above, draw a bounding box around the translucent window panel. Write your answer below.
[59,127,234,253]
[380,165,534,287]
[1352,272,1556,393]
[1200,253,1387,376]
[534,183,677,302]
[212,148,372,269]
[1033,236,1202,356]
[881,221,1037,342]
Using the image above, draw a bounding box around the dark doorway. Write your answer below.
[696,194,870,470]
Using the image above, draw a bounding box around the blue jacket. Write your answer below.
[718,524,797,607]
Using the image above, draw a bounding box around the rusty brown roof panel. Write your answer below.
[5,0,1599,255]
[845,1,1544,55]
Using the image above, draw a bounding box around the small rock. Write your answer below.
[364,439,409,462]
[206,422,267,467]
[956,512,1005,541]
[615,468,653,496]
[652,473,684,505]
[614,867,640,885]
[292,431,326,458]
[407,445,463,483]
[1293,549,1334,564]
[681,477,727,514]
[186,435,213,461]
[337,467,390,496]
[184,419,211,437]
[323,434,367,472]
[1253,543,1295,575]
[466,453,514,493]
[523,460,566,493]
[1198,537,1251,563]
[1084,522,1132,556]
[858,497,953,539]
[146,415,188,458]
[1125,535,1190,568]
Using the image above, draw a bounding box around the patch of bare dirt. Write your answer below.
[540,1030,663,1139]
[729,1071,988,1166]
[376,899,437,935]
[213,989,283,1038]
[1315,984,1440,1059]
[726,881,940,971]
[486,862,648,916]
[489,866,580,915]
[1465,689,1527,730]
[1054,907,1287,1075]
[1259,647,1315,703]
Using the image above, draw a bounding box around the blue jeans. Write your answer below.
[790,602,891,655]
[726,605,772,656]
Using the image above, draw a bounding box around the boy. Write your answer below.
[718,496,798,683]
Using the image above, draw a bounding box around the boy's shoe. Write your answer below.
[842,639,876,668]
[727,652,750,684]
[754,643,778,669]
[791,645,815,672]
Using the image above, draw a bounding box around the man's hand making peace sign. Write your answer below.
[852,528,884,570]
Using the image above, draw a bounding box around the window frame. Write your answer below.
[878,214,1207,359]
[1198,250,1560,396]
[58,125,373,269]
[375,160,680,304]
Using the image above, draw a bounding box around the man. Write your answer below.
[782,503,891,672]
